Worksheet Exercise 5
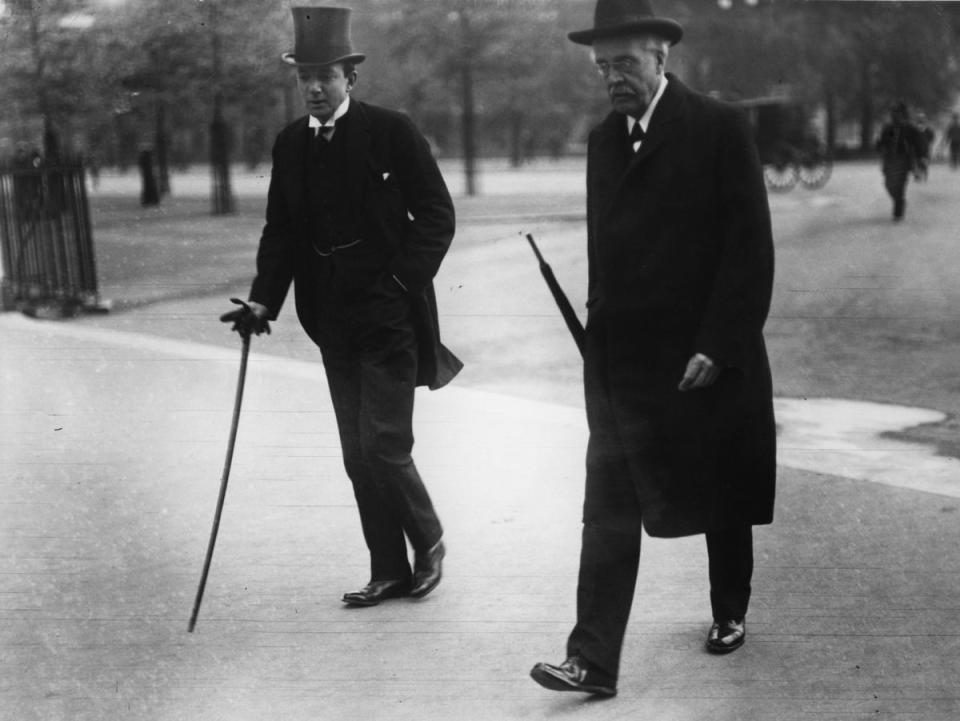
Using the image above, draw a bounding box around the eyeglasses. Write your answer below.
[595,59,638,77]
[594,49,660,78]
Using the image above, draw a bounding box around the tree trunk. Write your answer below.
[27,0,59,161]
[155,102,171,196]
[208,0,234,215]
[210,100,235,215]
[858,54,875,152]
[138,149,160,206]
[509,110,524,168]
[284,82,297,125]
[823,84,836,154]
[459,10,477,197]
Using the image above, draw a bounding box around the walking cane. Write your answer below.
[525,233,585,357]
[188,304,253,632]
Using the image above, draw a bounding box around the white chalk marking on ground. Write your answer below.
[775,397,959,498]
[4,315,957,497]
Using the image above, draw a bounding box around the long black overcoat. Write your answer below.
[249,99,461,389]
[582,75,776,538]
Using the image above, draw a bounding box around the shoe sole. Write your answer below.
[529,666,617,697]
[341,596,381,607]
[341,585,412,607]
[705,636,745,654]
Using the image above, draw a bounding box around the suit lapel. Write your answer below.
[340,99,372,213]
[286,100,372,219]
[595,113,632,178]
[623,74,685,177]
[592,112,631,217]
[284,116,311,218]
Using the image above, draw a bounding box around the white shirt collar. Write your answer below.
[627,74,668,145]
[309,95,350,132]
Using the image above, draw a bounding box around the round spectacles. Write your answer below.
[594,49,660,78]
[595,59,639,77]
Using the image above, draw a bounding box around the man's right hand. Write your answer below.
[220,298,271,337]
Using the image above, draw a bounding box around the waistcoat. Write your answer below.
[304,128,356,252]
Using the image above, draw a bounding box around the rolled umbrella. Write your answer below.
[525,233,585,357]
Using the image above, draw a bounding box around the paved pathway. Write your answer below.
[3,312,960,720]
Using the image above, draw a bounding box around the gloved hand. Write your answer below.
[219,298,270,337]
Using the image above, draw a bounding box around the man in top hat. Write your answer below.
[222,6,460,606]
[530,0,776,697]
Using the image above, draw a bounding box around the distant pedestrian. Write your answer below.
[914,112,934,181]
[876,102,923,221]
[529,0,776,699]
[220,6,460,608]
[946,113,960,170]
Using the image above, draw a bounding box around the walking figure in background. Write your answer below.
[876,102,923,221]
[220,6,460,607]
[530,0,776,698]
[914,112,934,182]
[946,112,960,170]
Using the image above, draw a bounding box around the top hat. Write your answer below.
[568,0,683,46]
[281,6,366,66]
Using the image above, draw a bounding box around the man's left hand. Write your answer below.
[678,353,719,391]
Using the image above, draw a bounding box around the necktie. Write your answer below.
[629,122,645,151]
[311,125,334,157]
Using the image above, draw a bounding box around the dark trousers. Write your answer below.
[317,271,442,582]
[883,162,911,218]
[566,523,753,680]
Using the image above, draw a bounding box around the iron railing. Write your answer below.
[0,159,102,314]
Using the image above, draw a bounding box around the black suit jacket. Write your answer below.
[583,75,776,537]
[249,99,461,389]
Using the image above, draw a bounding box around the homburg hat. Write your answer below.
[281,6,366,66]
[568,0,683,46]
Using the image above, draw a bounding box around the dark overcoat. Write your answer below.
[583,75,776,538]
[249,99,461,389]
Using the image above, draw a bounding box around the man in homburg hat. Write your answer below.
[222,6,459,606]
[530,0,776,697]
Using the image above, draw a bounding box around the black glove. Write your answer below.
[219,298,270,337]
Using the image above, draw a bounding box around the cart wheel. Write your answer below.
[798,157,832,189]
[763,163,798,192]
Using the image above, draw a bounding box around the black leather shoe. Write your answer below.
[341,579,411,607]
[706,619,745,654]
[530,655,617,697]
[409,539,445,598]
